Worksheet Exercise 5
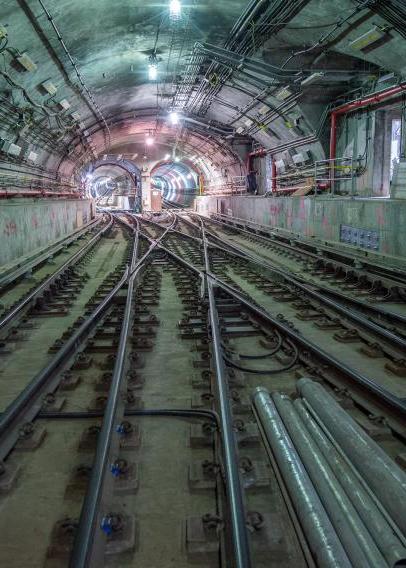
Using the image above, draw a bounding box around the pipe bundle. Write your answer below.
[252,379,406,567]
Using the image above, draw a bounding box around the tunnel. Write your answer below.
[1,1,406,567]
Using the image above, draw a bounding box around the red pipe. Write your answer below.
[330,81,406,163]
[246,148,266,173]
[0,190,82,199]
[271,158,277,192]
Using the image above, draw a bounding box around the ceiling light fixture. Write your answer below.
[146,135,154,146]
[148,63,157,81]
[169,0,181,19]
[169,111,179,125]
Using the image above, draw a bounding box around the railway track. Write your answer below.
[0,211,405,568]
[191,213,406,315]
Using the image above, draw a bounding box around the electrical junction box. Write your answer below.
[258,105,269,116]
[0,24,8,39]
[26,150,38,163]
[16,52,37,72]
[235,126,244,134]
[275,159,287,173]
[71,111,81,121]
[41,80,58,95]
[78,122,86,129]
[292,151,310,165]
[1,141,22,157]
[58,99,70,110]
[244,118,253,127]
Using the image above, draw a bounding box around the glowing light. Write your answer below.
[148,64,157,81]
[169,111,179,125]
[146,136,154,146]
[174,156,180,162]
[186,173,193,179]
[164,153,171,160]
[169,0,181,19]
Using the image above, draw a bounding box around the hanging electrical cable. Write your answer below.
[37,0,111,149]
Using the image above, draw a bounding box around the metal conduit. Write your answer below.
[272,392,387,567]
[294,398,406,567]
[252,387,351,567]
[297,378,406,537]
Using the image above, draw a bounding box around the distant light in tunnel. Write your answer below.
[174,156,180,162]
[148,63,157,81]
[164,153,171,160]
[187,173,193,179]
[169,111,179,125]
[169,0,181,19]
[146,136,154,146]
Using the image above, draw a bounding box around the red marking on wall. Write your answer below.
[298,197,306,220]
[269,203,283,218]
[3,221,17,236]
[375,205,385,227]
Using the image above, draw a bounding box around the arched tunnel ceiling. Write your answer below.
[1,0,406,185]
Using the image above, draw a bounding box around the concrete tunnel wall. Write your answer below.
[0,199,94,267]
[195,195,406,262]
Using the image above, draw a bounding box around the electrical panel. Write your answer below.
[41,80,58,95]
[26,150,38,163]
[16,52,37,72]
[235,126,244,134]
[1,141,22,157]
[340,225,379,250]
[58,99,70,110]
[244,118,253,127]
[0,24,8,40]
[292,151,310,165]
[71,111,81,121]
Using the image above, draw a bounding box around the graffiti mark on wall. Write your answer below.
[4,221,17,236]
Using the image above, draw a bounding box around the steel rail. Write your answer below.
[129,219,406,424]
[180,215,406,326]
[0,214,113,332]
[182,215,406,351]
[200,208,253,568]
[123,213,253,567]
[0,267,128,461]
[128,215,406,421]
[208,213,406,288]
[209,274,406,423]
[124,216,406,432]
[206,280,253,568]
[70,213,175,567]
[0,216,102,289]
